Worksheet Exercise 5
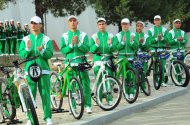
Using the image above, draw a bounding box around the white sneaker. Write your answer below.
[161,83,167,87]
[86,107,92,114]
[26,120,32,125]
[129,94,134,99]
[46,118,54,125]
[125,94,130,99]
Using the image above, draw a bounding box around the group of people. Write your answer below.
[0,20,30,56]
[17,15,187,125]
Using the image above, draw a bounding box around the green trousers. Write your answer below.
[161,58,166,83]
[0,40,2,54]
[6,38,11,54]
[10,38,17,54]
[78,71,92,108]
[26,74,52,121]
[94,66,113,102]
[16,39,22,54]
[0,40,6,54]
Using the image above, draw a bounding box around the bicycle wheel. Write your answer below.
[153,59,162,90]
[22,86,39,125]
[50,72,63,109]
[68,77,84,119]
[184,52,190,69]
[139,70,151,96]
[0,79,16,121]
[122,67,139,104]
[96,75,122,111]
[170,60,189,87]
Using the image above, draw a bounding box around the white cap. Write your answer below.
[24,23,28,26]
[30,16,42,23]
[173,19,181,23]
[5,19,8,22]
[0,21,3,24]
[136,21,144,27]
[97,17,106,23]
[10,19,14,22]
[17,21,20,24]
[154,15,161,20]
[121,18,130,23]
[68,15,78,21]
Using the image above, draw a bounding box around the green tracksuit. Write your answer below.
[24,28,30,36]
[168,28,187,82]
[90,31,116,101]
[148,25,169,83]
[134,32,150,88]
[0,26,6,55]
[10,25,17,54]
[115,30,138,94]
[16,27,24,53]
[19,33,53,120]
[60,30,91,108]
[5,25,11,54]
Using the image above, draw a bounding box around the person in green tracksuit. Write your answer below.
[60,15,92,114]
[19,16,54,125]
[0,21,6,55]
[115,18,138,99]
[90,18,117,104]
[134,21,150,89]
[16,22,24,54]
[4,20,11,55]
[167,19,187,82]
[24,24,30,36]
[148,15,169,87]
[168,19,187,50]
[10,19,17,55]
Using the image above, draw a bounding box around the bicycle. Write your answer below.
[91,53,122,111]
[165,47,189,87]
[146,46,166,90]
[0,56,39,125]
[115,52,141,104]
[50,55,88,119]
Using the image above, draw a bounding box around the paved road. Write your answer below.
[106,87,190,125]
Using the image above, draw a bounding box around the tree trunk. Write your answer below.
[183,19,190,32]
[34,0,44,33]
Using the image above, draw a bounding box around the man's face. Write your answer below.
[0,23,3,27]
[97,21,106,32]
[154,18,161,26]
[174,21,181,29]
[17,23,21,28]
[30,21,42,32]
[136,23,143,32]
[121,23,130,31]
[5,21,9,25]
[10,21,14,25]
[68,18,78,30]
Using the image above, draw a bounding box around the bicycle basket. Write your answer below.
[106,57,116,72]
[173,51,184,60]
[138,52,150,62]
[77,62,92,72]
[160,52,170,59]
[132,59,143,69]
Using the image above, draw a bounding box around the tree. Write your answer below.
[90,0,190,32]
[90,0,133,31]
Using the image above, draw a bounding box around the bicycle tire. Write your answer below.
[170,60,189,87]
[68,77,84,119]
[139,70,151,96]
[0,79,16,121]
[122,67,139,104]
[22,86,39,125]
[184,52,190,69]
[50,72,63,109]
[96,75,122,111]
[153,59,162,90]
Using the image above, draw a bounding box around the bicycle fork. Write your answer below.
[18,84,37,112]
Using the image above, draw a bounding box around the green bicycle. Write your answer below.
[50,55,90,119]
[0,56,39,125]
[115,53,140,104]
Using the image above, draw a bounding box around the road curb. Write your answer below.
[67,87,188,125]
